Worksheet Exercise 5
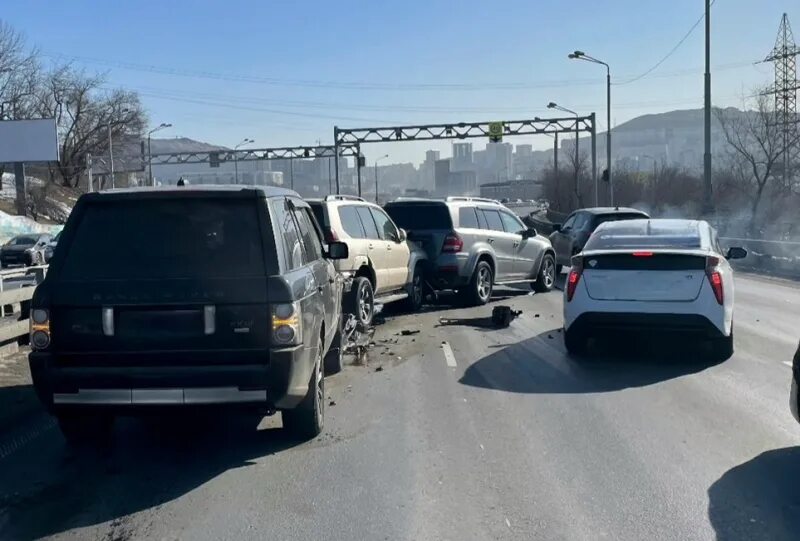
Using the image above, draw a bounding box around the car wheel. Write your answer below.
[56,413,114,446]
[283,338,324,440]
[403,264,425,312]
[532,253,556,293]
[710,333,734,361]
[323,322,344,375]
[564,328,588,356]
[462,261,493,306]
[346,276,374,327]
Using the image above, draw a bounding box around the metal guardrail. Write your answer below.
[0,266,47,344]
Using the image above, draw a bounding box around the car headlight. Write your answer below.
[271,302,302,346]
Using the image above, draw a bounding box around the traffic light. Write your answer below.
[601,169,609,182]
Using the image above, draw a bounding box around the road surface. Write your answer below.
[0,273,798,540]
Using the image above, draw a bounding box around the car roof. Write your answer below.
[589,218,709,249]
[82,185,299,202]
[577,207,649,216]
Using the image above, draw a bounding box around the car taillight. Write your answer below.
[324,227,338,243]
[441,232,463,253]
[566,256,583,302]
[632,251,653,257]
[705,256,724,305]
[272,302,303,346]
[30,308,51,349]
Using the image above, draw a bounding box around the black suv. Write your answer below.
[29,186,348,442]
[549,207,649,271]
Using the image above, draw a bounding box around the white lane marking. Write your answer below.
[783,361,793,368]
[442,342,457,368]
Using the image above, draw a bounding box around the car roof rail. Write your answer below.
[389,196,437,202]
[445,196,501,205]
[324,194,365,202]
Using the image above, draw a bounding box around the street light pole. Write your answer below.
[147,123,172,186]
[569,51,612,204]
[233,138,254,184]
[703,0,713,214]
[374,154,388,203]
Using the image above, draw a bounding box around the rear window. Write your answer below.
[59,198,267,280]
[337,205,366,238]
[584,221,701,251]
[592,213,649,229]
[458,207,479,229]
[384,203,452,231]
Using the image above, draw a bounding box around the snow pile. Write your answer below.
[0,211,62,244]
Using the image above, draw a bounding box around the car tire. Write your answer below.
[532,253,556,293]
[346,276,374,327]
[283,339,324,440]
[402,264,425,312]
[323,323,344,375]
[564,328,588,357]
[710,333,734,361]
[462,261,493,306]
[56,413,114,445]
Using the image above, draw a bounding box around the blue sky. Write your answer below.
[2,0,796,164]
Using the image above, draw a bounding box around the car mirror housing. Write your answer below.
[552,223,562,233]
[397,228,407,242]
[521,228,537,239]
[725,246,747,260]
[326,241,349,260]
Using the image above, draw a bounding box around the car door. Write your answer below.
[354,205,389,294]
[369,207,410,290]
[499,209,536,278]
[336,204,369,271]
[551,212,577,266]
[478,207,517,281]
[290,198,337,346]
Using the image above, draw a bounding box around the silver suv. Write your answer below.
[384,197,556,305]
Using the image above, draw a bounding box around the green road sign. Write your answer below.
[488,122,504,142]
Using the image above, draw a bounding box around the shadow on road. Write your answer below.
[2,415,301,540]
[708,446,800,541]
[459,330,724,394]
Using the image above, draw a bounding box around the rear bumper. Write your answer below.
[429,254,471,289]
[565,312,726,339]
[29,346,313,414]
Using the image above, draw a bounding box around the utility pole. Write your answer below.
[107,123,115,189]
[289,159,294,190]
[703,0,713,214]
[374,154,388,203]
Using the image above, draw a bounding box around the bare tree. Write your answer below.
[715,94,800,234]
[0,20,39,120]
[33,65,146,187]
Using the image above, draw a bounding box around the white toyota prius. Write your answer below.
[563,219,747,359]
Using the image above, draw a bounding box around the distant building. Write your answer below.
[448,170,478,195]
[452,143,474,172]
[480,179,543,201]
[514,144,534,177]
[434,159,451,196]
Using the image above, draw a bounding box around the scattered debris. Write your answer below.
[534,314,540,318]
[400,329,420,336]
[329,400,336,406]
[491,305,523,328]
[387,350,395,356]
[547,334,554,339]
[375,365,384,372]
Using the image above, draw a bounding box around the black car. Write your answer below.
[0,233,52,267]
[792,340,800,423]
[29,186,348,443]
[44,231,61,263]
[549,207,650,271]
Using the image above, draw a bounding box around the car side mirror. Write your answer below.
[725,246,747,260]
[552,223,562,232]
[397,228,407,242]
[521,227,537,239]
[326,241,349,260]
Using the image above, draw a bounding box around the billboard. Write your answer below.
[0,119,59,163]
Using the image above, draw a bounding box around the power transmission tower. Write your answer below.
[763,13,800,189]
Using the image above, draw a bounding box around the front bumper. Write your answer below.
[29,345,312,414]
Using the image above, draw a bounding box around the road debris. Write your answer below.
[329,400,336,406]
[491,306,523,328]
[375,366,384,372]
[400,329,420,336]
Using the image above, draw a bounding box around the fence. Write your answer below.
[0,265,47,348]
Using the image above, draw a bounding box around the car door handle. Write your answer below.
[487,238,494,243]
[513,241,520,247]
[368,243,374,249]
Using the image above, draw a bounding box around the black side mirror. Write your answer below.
[725,246,747,260]
[326,241,349,260]
[552,223,562,233]
[521,227,537,239]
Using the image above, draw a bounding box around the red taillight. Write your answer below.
[632,251,653,257]
[566,257,583,302]
[706,256,724,305]
[324,227,338,243]
[441,232,463,253]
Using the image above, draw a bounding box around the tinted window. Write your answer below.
[338,205,366,239]
[271,198,304,270]
[573,213,590,230]
[384,203,453,231]
[458,207,479,228]
[480,209,504,232]
[500,211,524,233]
[561,214,577,230]
[370,208,399,241]
[356,206,380,239]
[61,199,267,280]
[592,213,648,230]
[308,202,327,228]
[476,207,489,229]
[293,206,323,262]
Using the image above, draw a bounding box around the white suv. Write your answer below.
[308,196,427,325]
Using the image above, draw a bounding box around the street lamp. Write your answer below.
[233,138,255,184]
[569,50,612,204]
[147,123,172,186]
[548,102,585,205]
[374,154,389,203]
[107,108,130,189]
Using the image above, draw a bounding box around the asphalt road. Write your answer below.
[0,273,798,540]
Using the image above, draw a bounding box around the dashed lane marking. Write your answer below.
[442,342,457,368]
[783,361,793,368]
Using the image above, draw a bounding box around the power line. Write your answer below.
[617,0,716,85]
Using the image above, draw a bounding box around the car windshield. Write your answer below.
[8,236,37,245]
[384,203,452,230]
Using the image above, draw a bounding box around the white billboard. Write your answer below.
[0,119,59,163]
